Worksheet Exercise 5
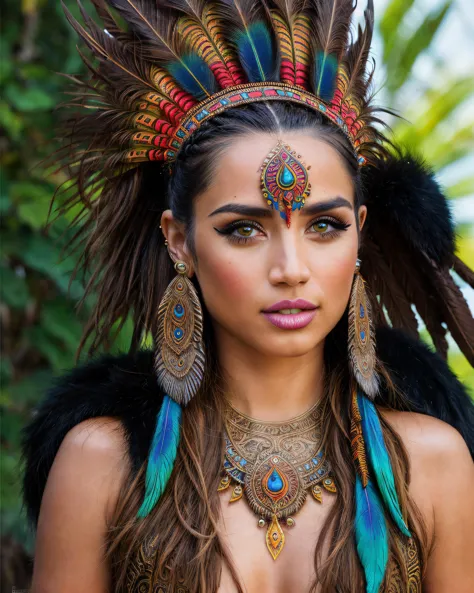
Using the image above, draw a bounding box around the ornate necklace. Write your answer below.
[218,400,337,560]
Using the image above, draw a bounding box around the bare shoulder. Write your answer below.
[55,416,131,521]
[33,417,132,591]
[381,409,470,463]
[381,410,473,546]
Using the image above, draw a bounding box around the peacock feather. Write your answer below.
[355,474,389,593]
[137,395,182,519]
[358,391,411,537]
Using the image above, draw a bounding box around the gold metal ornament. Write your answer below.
[348,261,380,399]
[219,401,336,560]
[154,261,205,405]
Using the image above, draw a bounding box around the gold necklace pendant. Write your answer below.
[218,401,337,560]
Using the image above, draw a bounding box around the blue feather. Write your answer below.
[314,51,338,101]
[137,395,182,519]
[355,475,389,593]
[235,21,274,82]
[167,53,218,101]
[358,392,411,537]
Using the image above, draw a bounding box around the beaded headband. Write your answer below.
[128,82,368,166]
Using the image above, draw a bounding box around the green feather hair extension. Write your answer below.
[137,395,182,519]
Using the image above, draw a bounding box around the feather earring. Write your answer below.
[348,259,380,399]
[137,261,205,518]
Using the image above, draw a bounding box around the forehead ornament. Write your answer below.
[260,141,311,228]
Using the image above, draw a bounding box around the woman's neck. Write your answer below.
[216,331,325,422]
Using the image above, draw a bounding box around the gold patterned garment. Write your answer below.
[124,537,421,592]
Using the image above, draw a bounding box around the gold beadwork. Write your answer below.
[229,484,243,502]
[266,514,285,561]
[286,517,295,527]
[218,476,231,492]
[311,485,323,503]
[322,477,337,493]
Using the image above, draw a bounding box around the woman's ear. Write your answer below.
[358,205,368,231]
[160,210,194,274]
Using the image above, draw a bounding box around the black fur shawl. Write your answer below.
[22,327,474,528]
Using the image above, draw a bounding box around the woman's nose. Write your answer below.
[267,234,311,287]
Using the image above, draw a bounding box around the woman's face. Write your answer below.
[163,132,366,359]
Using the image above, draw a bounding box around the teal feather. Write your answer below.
[358,391,411,537]
[234,21,274,82]
[167,53,218,101]
[314,51,338,101]
[355,474,389,593]
[137,395,182,519]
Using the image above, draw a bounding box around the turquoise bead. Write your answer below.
[267,469,284,493]
[278,164,296,188]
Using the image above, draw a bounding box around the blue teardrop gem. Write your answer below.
[174,328,184,341]
[359,304,365,318]
[360,330,366,341]
[267,469,284,493]
[278,164,296,188]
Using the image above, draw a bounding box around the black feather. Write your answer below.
[361,149,455,266]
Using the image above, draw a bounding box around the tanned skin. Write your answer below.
[32,134,474,593]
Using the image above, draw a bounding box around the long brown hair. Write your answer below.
[58,102,430,591]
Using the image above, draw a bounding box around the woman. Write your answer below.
[21,1,474,592]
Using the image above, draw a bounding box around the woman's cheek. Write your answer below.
[196,245,259,322]
[315,244,356,318]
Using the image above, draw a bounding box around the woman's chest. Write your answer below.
[217,491,335,593]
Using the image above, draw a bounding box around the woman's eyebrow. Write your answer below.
[209,196,353,218]
[209,204,272,218]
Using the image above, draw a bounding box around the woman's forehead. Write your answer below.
[200,132,355,211]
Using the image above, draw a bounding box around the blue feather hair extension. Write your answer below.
[358,391,411,537]
[314,51,338,102]
[355,474,389,593]
[234,21,274,82]
[137,395,182,519]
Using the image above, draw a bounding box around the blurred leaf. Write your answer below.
[41,300,83,351]
[0,267,30,308]
[447,176,474,199]
[0,100,24,140]
[24,325,75,371]
[2,231,85,300]
[10,181,53,229]
[380,0,415,62]
[6,369,54,406]
[5,83,56,112]
[393,77,474,148]
[386,1,452,95]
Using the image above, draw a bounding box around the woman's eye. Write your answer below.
[308,218,351,238]
[235,225,256,237]
[312,221,330,233]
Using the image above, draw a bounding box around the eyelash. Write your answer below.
[214,217,351,245]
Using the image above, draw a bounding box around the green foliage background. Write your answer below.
[1,0,473,584]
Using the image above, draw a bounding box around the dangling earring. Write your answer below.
[137,260,205,518]
[348,259,379,400]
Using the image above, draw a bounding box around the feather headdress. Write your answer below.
[61,0,387,171]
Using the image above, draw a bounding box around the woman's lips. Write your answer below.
[262,309,317,330]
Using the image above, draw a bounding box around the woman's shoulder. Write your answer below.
[382,409,474,542]
[50,416,130,521]
[382,409,470,461]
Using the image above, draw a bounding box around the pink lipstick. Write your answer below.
[262,299,318,330]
